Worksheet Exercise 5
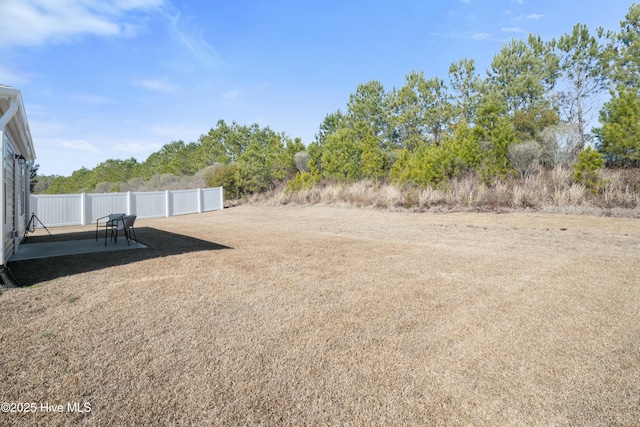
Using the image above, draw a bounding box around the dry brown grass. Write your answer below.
[1,206,639,426]
[252,168,640,218]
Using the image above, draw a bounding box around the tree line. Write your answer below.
[33,3,640,198]
[34,121,304,197]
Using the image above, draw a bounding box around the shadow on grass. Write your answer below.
[8,227,232,286]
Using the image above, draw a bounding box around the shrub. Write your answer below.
[321,128,362,182]
[294,151,311,172]
[539,123,581,168]
[508,141,542,178]
[205,163,239,199]
[572,147,605,191]
[286,161,321,193]
[94,182,117,193]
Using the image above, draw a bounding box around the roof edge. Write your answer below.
[0,86,36,161]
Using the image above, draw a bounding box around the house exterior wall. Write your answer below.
[0,86,36,265]
[3,131,16,262]
[2,128,31,264]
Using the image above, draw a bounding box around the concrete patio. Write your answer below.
[9,237,147,261]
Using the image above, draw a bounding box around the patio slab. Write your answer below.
[9,238,147,261]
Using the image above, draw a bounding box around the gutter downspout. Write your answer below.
[0,94,22,287]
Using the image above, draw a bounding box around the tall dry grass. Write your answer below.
[247,168,640,217]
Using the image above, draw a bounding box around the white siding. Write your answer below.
[3,133,15,260]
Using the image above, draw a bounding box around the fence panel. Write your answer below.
[202,187,223,212]
[29,194,83,227]
[133,191,167,219]
[171,189,199,216]
[87,193,128,224]
[31,187,223,228]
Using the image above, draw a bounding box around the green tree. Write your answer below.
[47,167,93,193]
[306,141,323,174]
[321,128,362,182]
[573,146,605,190]
[346,80,391,146]
[556,23,607,150]
[488,35,560,140]
[235,142,273,194]
[205,163,238,200]
[29,163,39,192]
[31,173,58,194]
[490,37,548,114]
[316,110,346,146]
[43,175,69,194]
[92,158,139,187]
[594,86,640,166]
[389,142,448,187]
[391,72,453,149]
[391,71,427,151]
[448,58,483,125]
[139,140,189,177]
[360,132,386,179]
[476,114,518,180]
[234,128,296,194]
[606,3,640,89]
[444,120,483,173]
[192,121,234,169]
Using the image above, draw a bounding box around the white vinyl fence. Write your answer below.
[30,187,224,228]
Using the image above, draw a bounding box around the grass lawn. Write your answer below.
[1,205,639,426]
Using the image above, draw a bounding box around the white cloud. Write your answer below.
[136,77,179,92]
[62,139,100,152]
[0,65,30,86]
[0,0,165,49]
[502,27,525,33]
[114,0,163,9]
[169,12,224,70]
[472,32,493,40]
[431,30,498,42]
[72,94,117,104]
[527,14,544,20]
[27,117,67,136]
[149,123,198,140]
[113,142,160,153]
[222,90,240,100]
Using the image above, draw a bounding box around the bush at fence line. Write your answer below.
[205,164,238,200]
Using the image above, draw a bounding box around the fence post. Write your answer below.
[197,188,203,214]
[127,191,132,215]
[219,186,224,210]
[80,193,86,225]
[165,190,171,217]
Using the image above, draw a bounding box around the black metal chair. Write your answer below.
[112,215,137,246]
[96,213,125,246]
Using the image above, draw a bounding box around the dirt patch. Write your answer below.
[1,206,639,425]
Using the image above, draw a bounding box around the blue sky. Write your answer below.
[0,0,635,176]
